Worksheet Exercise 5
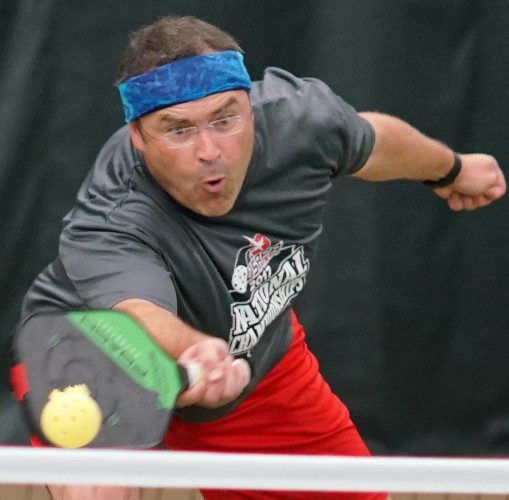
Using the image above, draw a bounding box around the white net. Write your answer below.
[0,447,508,494]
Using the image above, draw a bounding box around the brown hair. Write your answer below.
[116,16,243,83]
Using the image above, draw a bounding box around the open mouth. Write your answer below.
[203,176,226,193]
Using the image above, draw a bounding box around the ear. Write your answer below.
[129,121,145,152]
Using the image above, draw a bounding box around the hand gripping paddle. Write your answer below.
[13,310,202,448]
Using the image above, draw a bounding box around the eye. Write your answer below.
[166,127,196,140]
[163,126,197,145]
[218,115,234,125]
[170,127,189,136]
[212,115,238,130]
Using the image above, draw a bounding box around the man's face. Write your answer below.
[130,89,254,217]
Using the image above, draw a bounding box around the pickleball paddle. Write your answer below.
[13,310,202,448]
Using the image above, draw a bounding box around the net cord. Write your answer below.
[1,448,508,493]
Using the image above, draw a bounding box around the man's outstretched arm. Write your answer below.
[354,112,506,211]
[113,298,250,409]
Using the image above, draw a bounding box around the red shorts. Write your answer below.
[164,311,386,500]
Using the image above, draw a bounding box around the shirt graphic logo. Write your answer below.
[229,234,310,355]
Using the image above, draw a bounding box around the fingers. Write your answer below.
[433,186,452,200]
[178,338,229,380]
[461,195,475,211]
[447,192,463,211]
[447,191,498,211]
[175,380,207,408]
[178,338,229,365]
[176,339,252,409]
[484,169,507,201]
[447,192,492,211]
[232,358,251,389]
[197,358,250,408]
[472,194,493,208]
[220,359,251,402]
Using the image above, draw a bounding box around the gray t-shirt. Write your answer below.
[21,67,375,422]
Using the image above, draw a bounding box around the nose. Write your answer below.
[195,128,220,165]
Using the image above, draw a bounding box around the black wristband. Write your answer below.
[423,153,462,187]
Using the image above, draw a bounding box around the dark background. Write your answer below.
[1,0,508,455]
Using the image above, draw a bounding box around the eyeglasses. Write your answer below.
[140,112,250,149]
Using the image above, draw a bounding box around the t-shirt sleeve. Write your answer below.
[332,94,375,176]
[251,68,375,178]
[302,77,375,177]
[59,219,177,312]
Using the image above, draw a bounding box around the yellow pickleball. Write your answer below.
[40,384,102,448]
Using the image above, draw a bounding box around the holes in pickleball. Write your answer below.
[40,385,102,448]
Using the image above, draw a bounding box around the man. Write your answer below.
[19,15,505,500]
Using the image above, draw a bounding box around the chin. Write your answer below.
[198,202,234,217]
[195,194,237,217]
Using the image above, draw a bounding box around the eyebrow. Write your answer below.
[209,96,239,117]
[157,96,239,126]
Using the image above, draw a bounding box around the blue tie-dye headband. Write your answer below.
[117,51,252,123]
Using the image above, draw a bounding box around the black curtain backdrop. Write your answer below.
[1,0,507,455]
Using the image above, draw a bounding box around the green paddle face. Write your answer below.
[67,311,184,410]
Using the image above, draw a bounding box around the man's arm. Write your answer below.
[113,298,250,408]
[354,112,506,210]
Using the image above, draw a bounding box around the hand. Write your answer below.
[433,154,506,211]
[176,338,251,409]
